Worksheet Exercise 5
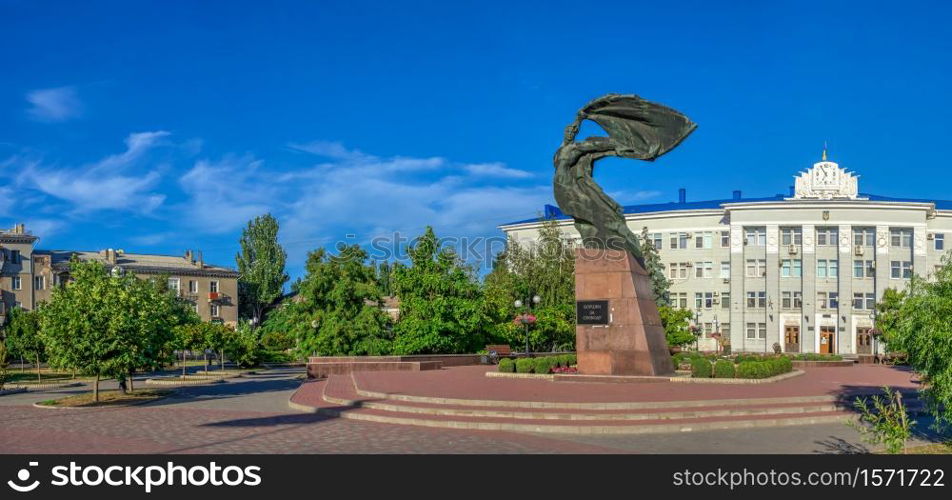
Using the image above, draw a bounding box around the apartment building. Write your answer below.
[0,224,239,327]
[500,153,952,355]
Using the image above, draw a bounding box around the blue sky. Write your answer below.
[2,0,951,279]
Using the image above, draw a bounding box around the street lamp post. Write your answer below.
[515,295,541,355]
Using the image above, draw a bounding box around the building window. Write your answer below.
[694,261,713,278]
[210,304,220,317]
[10,250,20,264]
[694,231,713,249]
[34,276,45,290]
[746,291,766,308]
[935,233,945,251]
[781,227,802,246]
[816,227,838,246]
[210,280,219,293]
[782,291,802,309]
[670,232,689,249]
[12,276,21,290]
[189,280,198,294]
[746,322,767,340]
[817,291,839,309]
[672,292,688,309]
[669,263,690,280]
[854,227,875,246]
[890,228,913,248]
[168,278,180,293]
[720,231,730,248]
[890,261,913,279]
[721,323,731,337]
[817,259,839,279]
[781,259,802,278]
[648,233,663,250]
[853,260,875,278]
[720,262,730,279]
[745,259,766,277]
[695,292,714,309]
[745,227,766,246]
[853,292,876,310]
[721,292,730,309]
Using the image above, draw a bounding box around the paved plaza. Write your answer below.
[0,366,943,454]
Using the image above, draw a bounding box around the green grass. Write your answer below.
[5,372,75,384]
[37,389,171,408]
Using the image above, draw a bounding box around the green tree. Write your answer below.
[40,259,186,400]
[294,245,393,356]
[640,226,671,306]
[226,322,263,368]
[0,338,9,391]
[236,213,289,325]
[392,227,485,354]
[876,255,952,429]
[659,305,696,347]
[483,219,576,351]
[4,307,44,382]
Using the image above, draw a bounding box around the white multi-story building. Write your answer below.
[499,154,952,355]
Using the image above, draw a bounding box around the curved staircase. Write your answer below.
[288,373,908,435]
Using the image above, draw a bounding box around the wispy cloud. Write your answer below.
[178,155,276,233]
[15,131,170,214]
[464,162,533,179]
[26,86,83,122]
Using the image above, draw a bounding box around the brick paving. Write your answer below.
[0,366,932,454]
[353,364,920,403]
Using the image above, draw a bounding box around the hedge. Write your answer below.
[497,358,515,373]
[736,357,793,379]
[534,357,555,374]
[714,359,735,378]
[691,358,713,378]
[788,353,844,361]
[515,358,535,374]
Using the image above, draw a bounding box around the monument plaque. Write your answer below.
[576,300,609,325]
[553,94,695,376]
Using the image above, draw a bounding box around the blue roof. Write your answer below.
[504,193,952,226]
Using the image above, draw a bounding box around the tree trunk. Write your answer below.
[93,374,100,402]
[204,351,209,373]
[220,349,224,371]
[128,373,134,392]
[182,350,187,377]
[36,353,41,383]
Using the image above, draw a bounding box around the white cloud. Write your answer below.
[608,189,662,203]
[178,155,275,233]
[26,86,83,122]
[16,131,170,214]
[464,162,533,179]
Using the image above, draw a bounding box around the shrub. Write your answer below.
[788,353,844,361]
[566,354,577,366]
[515,358,534,374]
[714,359,735,378]
[691,358,712,378]
[736,357,793,379]
[534,357,555,374]
[498,358,515,373]
[849,386,916,454]
[556,355,570,367]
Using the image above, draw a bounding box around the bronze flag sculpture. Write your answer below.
[553,94,696,264]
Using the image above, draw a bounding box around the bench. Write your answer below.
[485,345,512,364]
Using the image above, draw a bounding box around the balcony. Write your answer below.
[208,292,222,301]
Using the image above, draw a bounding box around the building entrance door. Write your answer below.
[856,327,872,355]
[819,326,836,354]
[784,326,800,353]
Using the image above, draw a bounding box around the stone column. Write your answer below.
[838,224,853,354]
[801,224,816,353]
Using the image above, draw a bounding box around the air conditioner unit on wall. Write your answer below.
[788,245,798,254]
[854,246,865,256]
[722,278,730,284]
[927,233,935,240]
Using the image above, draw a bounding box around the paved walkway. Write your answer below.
[0,367,941,454]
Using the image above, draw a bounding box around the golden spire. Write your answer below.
[822,141,827,161]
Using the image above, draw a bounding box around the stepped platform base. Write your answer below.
[290,364,921,435]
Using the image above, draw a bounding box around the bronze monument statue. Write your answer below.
[553,94,696,264]
[556,94,695,376]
